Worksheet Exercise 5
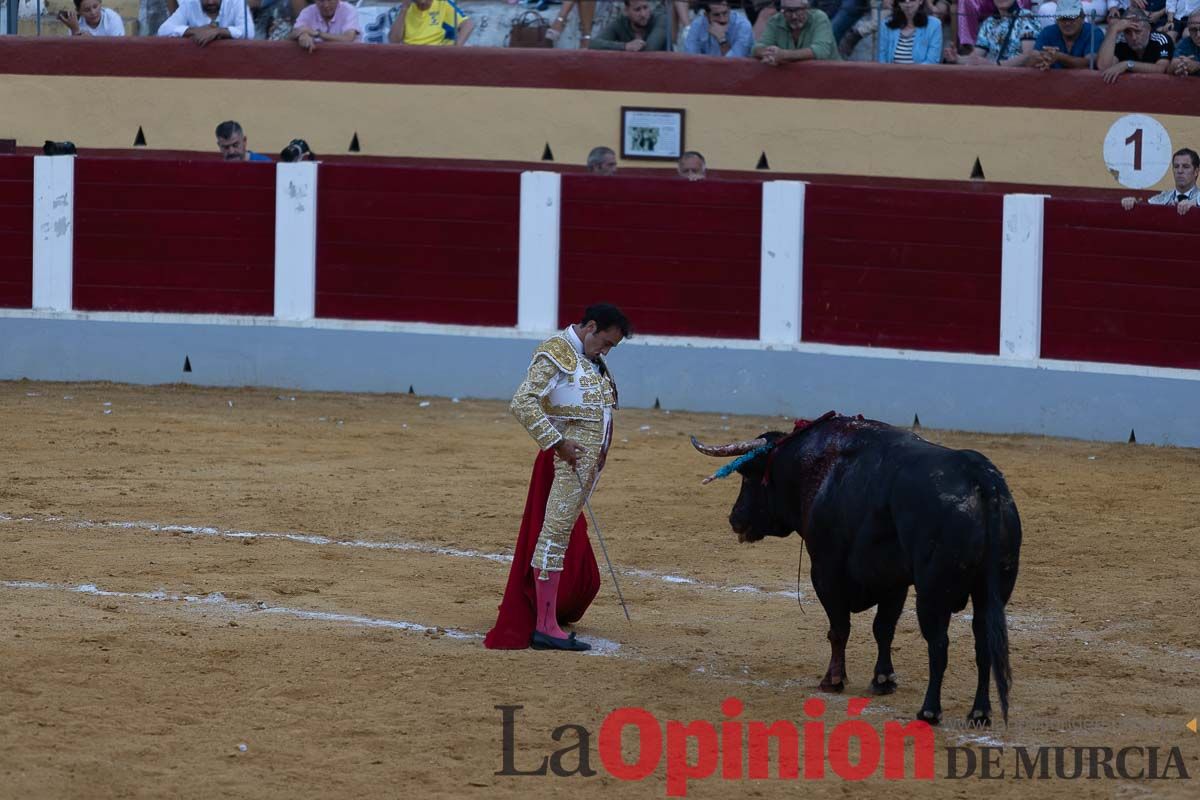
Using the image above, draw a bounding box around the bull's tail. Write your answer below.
[984,483,1013,725]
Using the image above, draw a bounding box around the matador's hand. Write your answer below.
[554,439,586,468]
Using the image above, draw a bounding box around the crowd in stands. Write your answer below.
[38,0,1200,73]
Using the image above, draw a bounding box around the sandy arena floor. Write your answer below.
[0,380,1197,799]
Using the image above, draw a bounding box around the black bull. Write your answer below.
[693,414,1021,726]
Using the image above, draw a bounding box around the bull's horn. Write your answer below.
[690,435,768,457]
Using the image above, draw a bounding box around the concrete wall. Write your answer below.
[0,311,1196,446]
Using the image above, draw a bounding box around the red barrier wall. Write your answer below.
[315,165,519,326]
[1042,199,1200,369]
[0,157,33,309]
[803,185,1003,354]
[73,159,275,314]
[558,176,761,338]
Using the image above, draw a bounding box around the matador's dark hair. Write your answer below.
[581,304,632,339]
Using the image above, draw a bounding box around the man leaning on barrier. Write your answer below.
[1027,0,1105,69]
[1121,148,1200,215]
[1170,18,1200,75]
[590,0,670,52]
[1097,8,1173,83]
[289,0,361,51]
[754,0,841,64]
[157,0,252,43]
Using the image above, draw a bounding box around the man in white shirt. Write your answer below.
[157,0,252,44]
[1121,148,1200,214]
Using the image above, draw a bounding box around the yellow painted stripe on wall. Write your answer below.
[6,75,1199,191]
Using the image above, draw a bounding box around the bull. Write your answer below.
[692,412,1021,726]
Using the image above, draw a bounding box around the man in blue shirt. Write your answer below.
[1030,0,1104,70]
[215,120,273,163]
[684,0,754,57]
[1170,18,1200,75]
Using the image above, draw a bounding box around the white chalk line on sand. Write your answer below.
[0,579,623,656]
[1,514,1074,638]
[1,513,1067,635]
[0,577,917,728]
[0,513,806,601]
[0,581,1040,748]
[4,577,1148,748]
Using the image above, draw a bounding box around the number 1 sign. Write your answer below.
[1103,114,1173,190]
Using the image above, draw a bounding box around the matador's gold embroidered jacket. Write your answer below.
[510,327,618,451]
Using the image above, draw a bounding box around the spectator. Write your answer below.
[1028,0,1104,68]
[57,0,126,36]
[1106,0,1169,32]
[586,146,619,175]
[876,0,943,63]
[945,0,1041,64]
[388,0,474,46]
[158,0,252,42]
[827,0,870,46]
[590,0,669,51]
[1121,148,1199,214]
[1097,9,1173,82]
[678,150,707,180]
[1167,0,1200,39]
[142,0,171,38]
[957,1,1034,49]
[215,121,273,162]
[547,1,599,48]
[754,0,841,64]
[289,0,360,50]
[1169,18,1200,74]
[1033,0,1106,27]
[685,0,755,56]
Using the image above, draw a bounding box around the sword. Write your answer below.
[574,470,631,622]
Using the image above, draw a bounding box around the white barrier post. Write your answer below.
[1000,194,1048,360]
[517,171,561,332]
[32,155,75,312]
[759,180,806,344]
[274,161,319,321]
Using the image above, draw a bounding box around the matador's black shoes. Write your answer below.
[530,630,592,652]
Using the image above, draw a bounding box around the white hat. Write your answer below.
[1055,0,1084,18]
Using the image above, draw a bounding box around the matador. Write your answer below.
[484,303,630,652]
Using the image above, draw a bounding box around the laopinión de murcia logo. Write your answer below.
[496,698,1193,796]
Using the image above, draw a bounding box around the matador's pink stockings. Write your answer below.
[533,569,569,639]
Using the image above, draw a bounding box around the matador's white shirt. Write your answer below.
[510,326,617,451]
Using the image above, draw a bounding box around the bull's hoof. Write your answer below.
[869,673,898,695]
[967,709,992,729]
[819,679,846,693]
[917,709,942,726]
